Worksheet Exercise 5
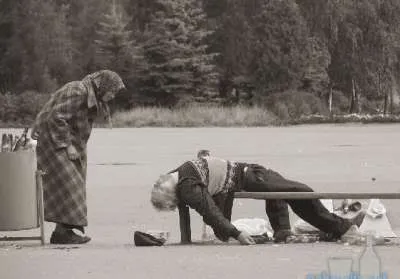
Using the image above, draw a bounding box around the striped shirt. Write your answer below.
[173,157,247,195]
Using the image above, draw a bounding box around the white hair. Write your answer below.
[151,174,178,211]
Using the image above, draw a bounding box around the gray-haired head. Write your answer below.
[150,174,178,211]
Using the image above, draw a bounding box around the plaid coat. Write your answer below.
[32,81,95,227]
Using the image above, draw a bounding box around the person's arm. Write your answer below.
[177,177,254,245]
[178,177,240,240]
[48,89,86,149]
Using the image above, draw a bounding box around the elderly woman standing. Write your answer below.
[31,70,125,244]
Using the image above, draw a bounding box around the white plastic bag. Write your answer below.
[232,218,273,238]
[365,199,386,219]
[359,199,396,238]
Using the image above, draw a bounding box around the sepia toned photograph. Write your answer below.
[0,0,399,278]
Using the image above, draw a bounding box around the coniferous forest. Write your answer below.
[1,0,400,124]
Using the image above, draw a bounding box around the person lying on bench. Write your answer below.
[150,151,365,245]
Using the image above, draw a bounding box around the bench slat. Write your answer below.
[180,192,400,243]
[234,192,400,200]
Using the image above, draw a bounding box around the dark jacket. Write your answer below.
[173,161,246,241]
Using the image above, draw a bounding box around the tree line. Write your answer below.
[1,0,400,123]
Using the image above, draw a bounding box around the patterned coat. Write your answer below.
[32,70,125,228]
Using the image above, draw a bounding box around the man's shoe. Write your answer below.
[50,230,91,245]
[349,210,366,227]
[273,229,294,243]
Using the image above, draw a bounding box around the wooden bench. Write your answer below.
[179,192,400,244]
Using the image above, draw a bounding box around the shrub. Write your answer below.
[274,103,290,121]
[330,90,349,115]
[262,90,328,119]
[0,91,50,126]
[17,90,51,122]
[0,92,19,123]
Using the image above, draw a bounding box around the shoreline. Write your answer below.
[1,113,400,129]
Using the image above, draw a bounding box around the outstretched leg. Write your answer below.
[242,164,353,238]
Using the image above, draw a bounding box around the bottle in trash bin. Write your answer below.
[13,128,29,151]
[8,134,14,151]
[12,136,19,151]
[1,133,12,152]
[1,133,9,152]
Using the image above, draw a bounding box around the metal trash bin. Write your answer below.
[0,151,45,244]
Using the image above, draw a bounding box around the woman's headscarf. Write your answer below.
[82,70,126,128]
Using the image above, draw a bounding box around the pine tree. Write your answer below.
[212,0,255,98]
[138,0,218,106]
[186,0,219,97]
[94,0,137,76]
[63,0,109,77]
[4,0,73,92]
[94,0,147,108]
[0,0,14,93]
[248,0,310,95]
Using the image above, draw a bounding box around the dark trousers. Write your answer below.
[242,164,351,237]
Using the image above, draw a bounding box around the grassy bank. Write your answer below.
[110,105,280,127]
[291,113,400,125]
[2,105,400,128]
[109,106,400,127]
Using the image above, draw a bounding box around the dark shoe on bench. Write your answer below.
[50,230,91,245]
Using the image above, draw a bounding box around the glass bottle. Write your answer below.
[12,136,19,151]
[358,231,382,278]
[13,128,29,151]
[1,133,11,152]
[8,134,13,150]
[1,133,8,152]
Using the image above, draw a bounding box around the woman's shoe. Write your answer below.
[50,230,91,244]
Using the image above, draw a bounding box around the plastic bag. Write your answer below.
[365,199,386,219]
[232,218,273,238]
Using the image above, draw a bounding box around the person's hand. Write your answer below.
[66,145,80,160]
[102,91,116,102]
[237,231,256,245]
